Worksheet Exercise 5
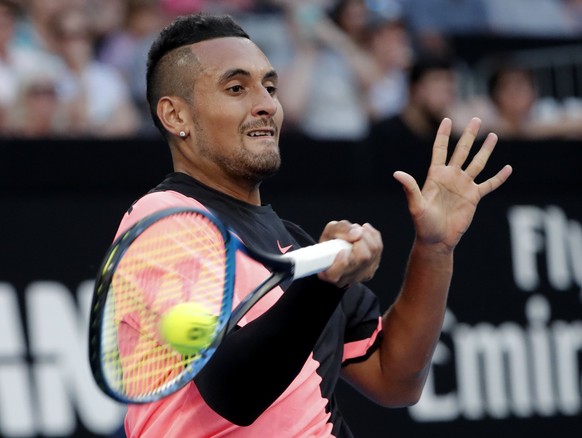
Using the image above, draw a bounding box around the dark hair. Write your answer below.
[486,60,534,101]
[408,55,455,87]
[146,13,250,137]
[0,0,21,17]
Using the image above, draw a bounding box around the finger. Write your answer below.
[320,220,363,243]
[320,242,381,286]
[393,170,423,215]
[448,117,481,168]
[430,118,453,166]
[318,249,351,284]
[359,223,383,279]
[353,223,382,265]
[465,132,498,179]
[478,164,513,197]
[362,222,382,247]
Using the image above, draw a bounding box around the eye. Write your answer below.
[227,84,244,94]
[265,85,277,96]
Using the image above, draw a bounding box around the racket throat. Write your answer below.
[225,271,287,333]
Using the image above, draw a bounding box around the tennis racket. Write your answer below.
[88,206,352,404]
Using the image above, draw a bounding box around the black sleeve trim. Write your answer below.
[342,330,383,367]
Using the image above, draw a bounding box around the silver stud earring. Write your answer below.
[179,131,186,138]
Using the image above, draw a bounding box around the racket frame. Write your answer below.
[89,207,236,403]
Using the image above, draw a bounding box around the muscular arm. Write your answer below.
[342,241,452,405]
[342,117,512,406]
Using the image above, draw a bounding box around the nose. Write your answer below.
[251,86,278,118]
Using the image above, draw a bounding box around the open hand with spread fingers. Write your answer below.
[393,117,513,252]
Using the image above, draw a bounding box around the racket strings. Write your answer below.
[101,212,231,399]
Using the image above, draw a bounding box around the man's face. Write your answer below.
[186,37,284,183]
[492,70,536,117]
[416,70,457,119]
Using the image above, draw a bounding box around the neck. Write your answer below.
[170,140,266,206]
[401,105,440,137]
[176,168,263,206]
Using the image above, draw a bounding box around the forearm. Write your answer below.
[381,240,453,384]
[195,276,345,425]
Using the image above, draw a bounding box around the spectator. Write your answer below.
[0,0,62,133]
[98,0,165,78]
[327,0,369,46]
[365,9,413,121]
[366,54,460,182]
[371,54,460,142]
[97,0,167,137]
[12,0,74,51]
[2,70,69,138]
[49,6,140,138]
[277,0,382,141]
[468,61,582,140]
[88,0,132,48]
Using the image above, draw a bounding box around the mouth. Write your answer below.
[246,128,276,138]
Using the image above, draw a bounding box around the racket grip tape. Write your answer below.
[283,239,353,279]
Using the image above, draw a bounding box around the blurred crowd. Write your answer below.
[2,0,582,141]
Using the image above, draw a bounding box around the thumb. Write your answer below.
[393,170,422,210]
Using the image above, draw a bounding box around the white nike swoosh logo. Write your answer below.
[277,241,293,254]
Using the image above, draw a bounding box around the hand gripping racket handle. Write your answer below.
[282,239,353,279]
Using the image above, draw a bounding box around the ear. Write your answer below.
[157,96,192,138]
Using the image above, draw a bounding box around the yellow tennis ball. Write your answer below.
[159,303,218,356]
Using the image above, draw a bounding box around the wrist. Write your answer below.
[412,239,455,259]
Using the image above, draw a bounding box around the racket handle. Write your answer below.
[283,238,353,279]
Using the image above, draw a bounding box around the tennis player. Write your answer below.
[114,12,512,437]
